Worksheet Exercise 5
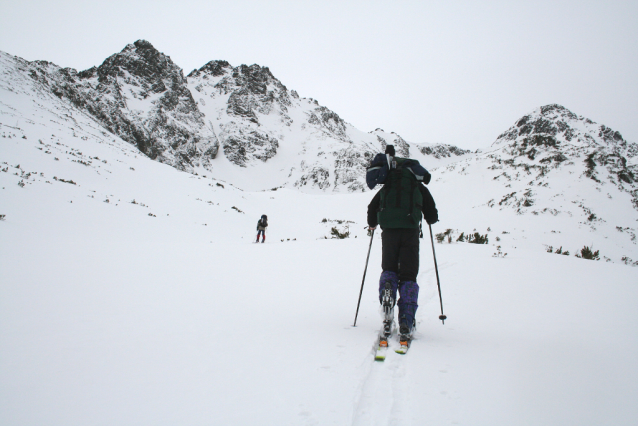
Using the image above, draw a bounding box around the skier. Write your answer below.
[256,214,268,243]
[367,145,438,348]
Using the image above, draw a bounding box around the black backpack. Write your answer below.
[377,158,424,229]
[366,154,431,189]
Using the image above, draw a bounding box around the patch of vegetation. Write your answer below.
[499,192,517,206]
[53,177,76,185]
[322,218,354,224]
[467,232,489,244]
[330,226,350,239]
[492,246,507,258]
[575,245,600,260]
[547,245,570,255]
[454,231,488,244]
[621,256,638,267]
[435,229,454,243]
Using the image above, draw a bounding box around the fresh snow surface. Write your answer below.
[2,68,638,425]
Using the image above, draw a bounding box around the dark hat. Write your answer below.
[385,145,395,156]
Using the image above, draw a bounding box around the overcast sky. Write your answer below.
[1,0,636,149]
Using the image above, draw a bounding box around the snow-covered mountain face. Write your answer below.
[0,40,470,192]
[431,104,638,264]
[184,55,471,191]
[489,104,637,215]
[16,40,219,172]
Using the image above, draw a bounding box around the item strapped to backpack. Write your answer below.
[366,154,431,190]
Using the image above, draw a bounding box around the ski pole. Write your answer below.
[353,228,375,327]
[429,224,447,324]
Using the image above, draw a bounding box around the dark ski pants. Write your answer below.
[381,228,420,282]
[380,228,420,328]
[256,229,265,242]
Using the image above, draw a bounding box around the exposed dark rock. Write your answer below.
[220,123,279,167]
[23,40,219,172]
[417,144,471,159]
[295,167,330,190]
[188,60,232,78]
[492,104,638,211]
[307,107,349,142]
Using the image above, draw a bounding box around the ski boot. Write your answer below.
[379,282,396,344]
[396,318,415,354]
[398,322,412,345]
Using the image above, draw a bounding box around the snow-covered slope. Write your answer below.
[1,96,637,425]
[2,43,638,426]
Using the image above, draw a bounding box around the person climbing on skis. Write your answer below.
[366,145,438,349]
[256,214,268,243]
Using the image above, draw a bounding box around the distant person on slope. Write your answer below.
[366,145,438,349]
[256,214,268,243]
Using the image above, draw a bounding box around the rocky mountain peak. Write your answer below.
[232,64,279,94]
[496,104,629,151]
[187,60,232,78]
[93,39,184,92]
[24,40,220,171]
[483,104,638,213]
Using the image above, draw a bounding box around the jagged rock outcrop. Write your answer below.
[307,107,350,142]
[219,122,279,167]
[371,129,410,157]
[23,40,219,172]
[187,61,295,167]
[415,143,472,159]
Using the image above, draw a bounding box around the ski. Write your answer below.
[374,320,395,361]
[375,339,389,361]
[374,282,396,361]
[395,331,412,354]
[394,341,409,355]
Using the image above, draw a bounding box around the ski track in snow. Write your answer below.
[352,260,456,425]
[352,341,410,426]
[352,346,405,426]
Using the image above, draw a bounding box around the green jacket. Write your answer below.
[367,159,438,229]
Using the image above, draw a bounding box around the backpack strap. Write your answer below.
[408,179,416,218]
[395,167,402,208]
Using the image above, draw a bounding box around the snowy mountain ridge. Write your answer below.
[1,40,637,263]
[0,40,471,192]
